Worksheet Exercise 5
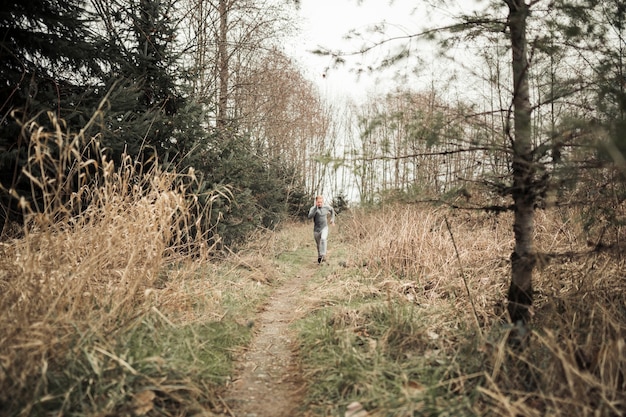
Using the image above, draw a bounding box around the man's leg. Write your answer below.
[319,227,328,262]
[314,231,322,263]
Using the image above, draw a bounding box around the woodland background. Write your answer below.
[2,0,626,239]
[1,0,626,416]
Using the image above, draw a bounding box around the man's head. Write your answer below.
[315,195,324,207]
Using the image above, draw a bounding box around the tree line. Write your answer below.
[311,0,626,338]
[0,0,328,247]
[1,0,625,334]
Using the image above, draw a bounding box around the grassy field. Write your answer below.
[296,205,626,416]
[1,133,625,416]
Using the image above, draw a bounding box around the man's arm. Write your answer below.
[329,206,336,224]
[307,206,317,219]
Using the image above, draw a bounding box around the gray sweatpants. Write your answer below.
[314,227,329,257]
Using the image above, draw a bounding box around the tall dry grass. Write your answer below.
[329,204,626,416]
[0,112,227,415]
[339,205,513,327]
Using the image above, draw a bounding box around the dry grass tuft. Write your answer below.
[0,113,240,415]
[301,203,626,416]
[339,205,514,327]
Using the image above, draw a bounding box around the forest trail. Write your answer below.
[219,226,325,417]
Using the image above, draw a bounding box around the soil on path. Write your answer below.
[220,264,317,417]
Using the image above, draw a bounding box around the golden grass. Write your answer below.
[2,112,625,416]
[0,113,258,415]
[299,203,626,416]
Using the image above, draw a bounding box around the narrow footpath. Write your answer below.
[220,255,318,417]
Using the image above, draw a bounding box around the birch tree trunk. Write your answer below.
[505,0,536,328]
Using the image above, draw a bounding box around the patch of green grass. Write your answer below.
[296,299,481,416]
[19,313,252,417]
[277,247,312,269]
[123,315,252,383]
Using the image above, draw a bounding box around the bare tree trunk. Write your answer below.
[505,0,536,328]
[217,0,228,129]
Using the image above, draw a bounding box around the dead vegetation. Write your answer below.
[0,116,272,416]
[1,115,625,417]
[296,203,626,416]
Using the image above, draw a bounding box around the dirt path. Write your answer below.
[220,265,316,417]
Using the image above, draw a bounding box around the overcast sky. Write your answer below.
[287,0,477,101]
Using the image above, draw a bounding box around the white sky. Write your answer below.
[287,0,480,102]
[282,0,494,200]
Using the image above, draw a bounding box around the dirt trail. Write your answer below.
[220,265,316,417]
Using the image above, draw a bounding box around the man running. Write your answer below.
[307,195,336,264]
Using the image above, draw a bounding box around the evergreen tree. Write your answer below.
[0,0,309,247]
[0,0,103,229]
[549,0,626,241]
[90,0,193,166]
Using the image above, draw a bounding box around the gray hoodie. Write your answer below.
[307,205,335,233]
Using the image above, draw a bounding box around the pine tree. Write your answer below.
[90,0,207,170]
[0,0,103,229]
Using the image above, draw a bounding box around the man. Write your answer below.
[307,195,336,264]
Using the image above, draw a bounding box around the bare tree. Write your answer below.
[234,47,329,195]
[181,0,295,129]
